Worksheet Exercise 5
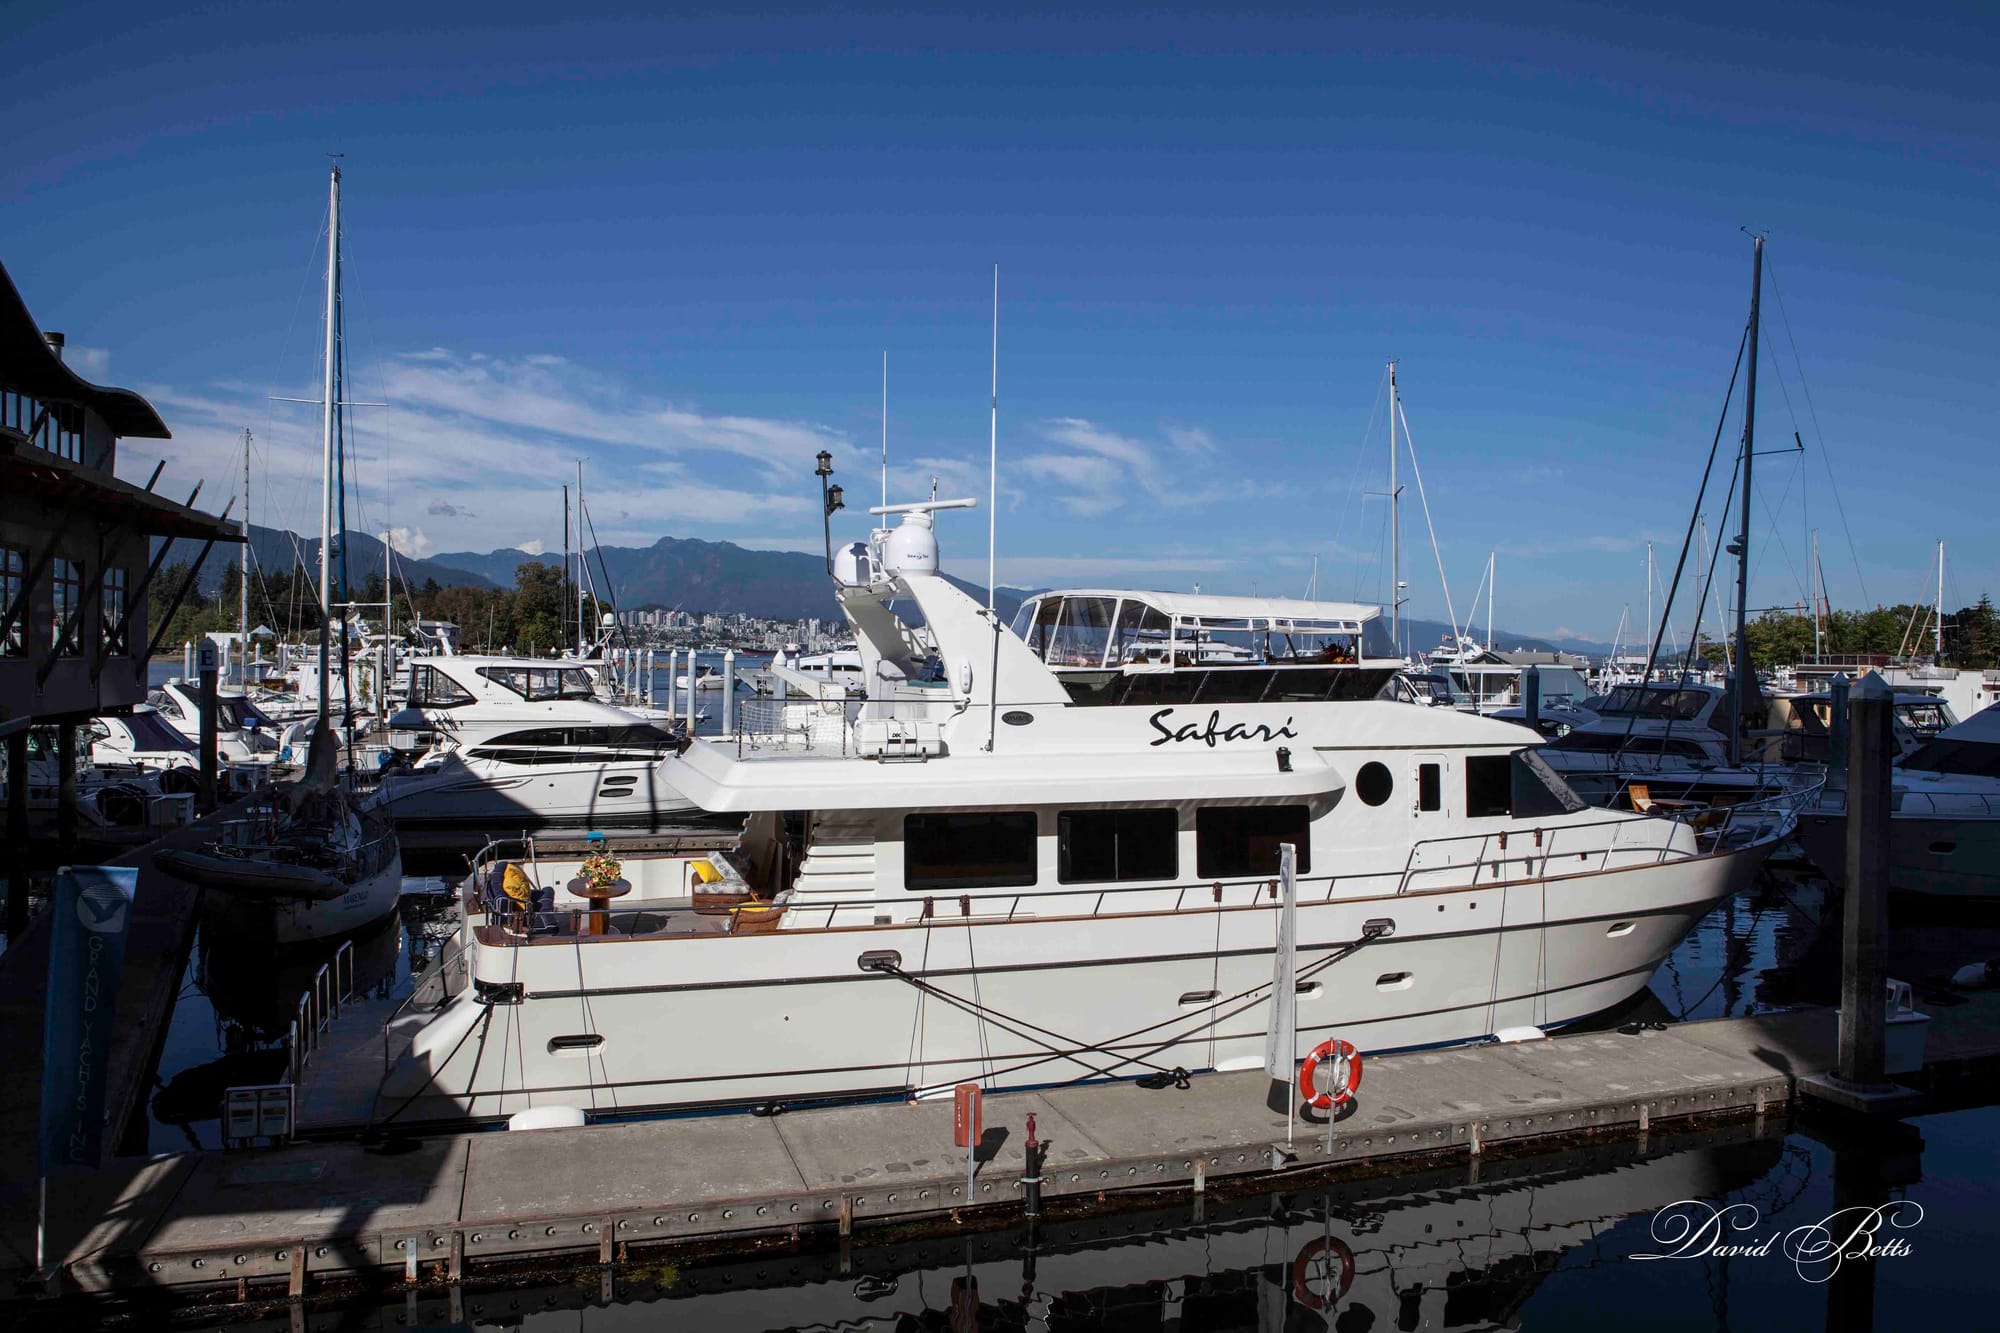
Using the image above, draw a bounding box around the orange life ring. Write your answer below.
[1297,1038,1362,1110]
[1292,1234,1356,1310]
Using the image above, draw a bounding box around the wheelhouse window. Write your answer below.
[1196,805,1311,878]
[1049,597,1117,668]
[1511,750,1587,818]
[0,545,23,657]
[1057,807,1178,883]
[904,811,1038,890]
[408,664,476,708]
[1465,754,1512,818]
[51,557,83,655]
[1110,600,1172,666]
[100,566,128,655]
[1418,763,1441,812]
[478,665,597,700]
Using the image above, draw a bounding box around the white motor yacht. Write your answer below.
[376,654,697,831]
[148,678,283,763]
[1798,697,2000,898]
[384,500,1801,1125]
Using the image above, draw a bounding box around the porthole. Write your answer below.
[1355,761,1394,807]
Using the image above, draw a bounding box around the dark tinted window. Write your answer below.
[1058,808,1178,883]
[1418,763,1441,812]
[1355,761,1394,807]
[905,812,1038,890]
[1511,750,1586,818]
[1465,754,1512,818]
[1196,805,1310,878]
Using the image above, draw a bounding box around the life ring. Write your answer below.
[1297,1038,1362,1110]
[1292,1234,1356,1310]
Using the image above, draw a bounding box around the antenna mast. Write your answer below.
[881,351,889,514]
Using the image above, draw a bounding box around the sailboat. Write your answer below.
[157,163,404,945]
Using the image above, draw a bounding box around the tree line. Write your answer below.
[152,559,604,658]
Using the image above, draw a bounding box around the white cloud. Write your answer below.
[380,526,432,558]
[518,539,547,557]
[1024,417,1252,517]
[67,344,111,380]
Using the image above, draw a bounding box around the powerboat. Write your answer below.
[383,499,1800,1125]
[1798,697,2000,898]
[375,654,697,831]
[147,678,283,763]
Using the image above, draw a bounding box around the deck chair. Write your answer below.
[1628,783,1655,813]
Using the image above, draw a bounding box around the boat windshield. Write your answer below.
[1899,738,2000,780]
[216,695,276,730]
[477,666,598,701]
[1593,686,1711,721]
[125,712,196,751]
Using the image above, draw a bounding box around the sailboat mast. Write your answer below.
[317,162,340,724]
[240,429,252,683]
[1936,538,1946,659]
[1487,552,1494,651]
[561,483,571,654]
[1388,361,1401,658]
[576,459,587,653]
[1732,235,1764,766]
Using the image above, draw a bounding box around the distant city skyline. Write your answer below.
[7,3,1996,640]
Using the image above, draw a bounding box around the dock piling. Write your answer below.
[1805,671,1924,1114]
[722,649,737,736]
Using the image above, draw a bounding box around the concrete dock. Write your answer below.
[21,986,2000,1307]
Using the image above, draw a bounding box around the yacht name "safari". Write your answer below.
[1148,708,1299,748]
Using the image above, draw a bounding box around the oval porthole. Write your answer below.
[1179,989,1221,1007]
[1375,972,1414,992]
[1606,921,1636,938]
[1929,841,1957,855]
[1355,761,1394,807]
[1001,710,1034,727]
[547,1034,605,1058]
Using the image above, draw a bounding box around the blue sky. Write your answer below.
[5,2,1996,642]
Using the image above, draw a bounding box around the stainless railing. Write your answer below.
[734,697,861,756]
[287,938,355,1084]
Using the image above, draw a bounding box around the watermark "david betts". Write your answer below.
[1634,1200,1922,1282]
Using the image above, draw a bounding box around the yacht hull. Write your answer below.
[1796,809,2000,899]
[388,847,1750,1124]
[378,756,697,831]
[201,855,404,946]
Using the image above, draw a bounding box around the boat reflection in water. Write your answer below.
[240,1125,1809,1332]
[150,909,408,1141]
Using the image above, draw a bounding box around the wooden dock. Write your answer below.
[21,986,2000,1306]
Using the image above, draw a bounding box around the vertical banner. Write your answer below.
[1262,843,1299,1083]
[40,865,138,1171]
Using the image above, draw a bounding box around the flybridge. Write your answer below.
[1008,589,1403,708]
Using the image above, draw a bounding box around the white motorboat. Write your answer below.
[1798,696,2000,898]
[383,499,1799,1125]
[376,654,697,831]
[147,677,283,763]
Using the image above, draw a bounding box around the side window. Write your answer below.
[1057,808,1178,883]
[1196,805,1311,878]
[1417,763,1441,812]
[1465,754,1512,818]
[411,665,475,708]
[904,812,1038,890]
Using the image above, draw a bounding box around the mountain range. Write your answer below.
[156,526,1610,654]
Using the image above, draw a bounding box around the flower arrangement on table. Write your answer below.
[579,850,625,894]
